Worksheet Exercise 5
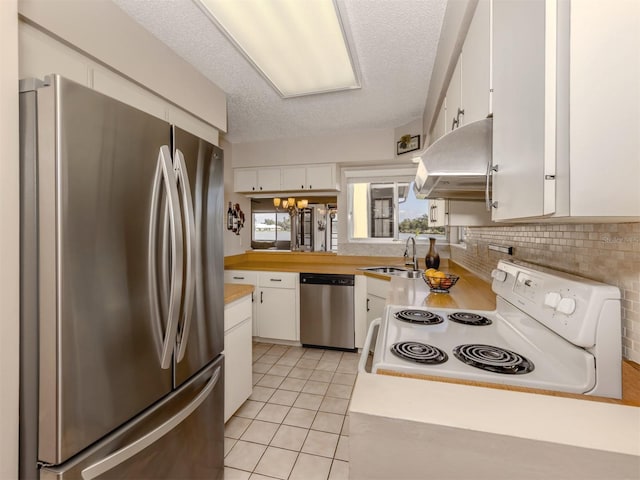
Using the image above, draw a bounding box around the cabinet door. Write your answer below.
[257,167,282,192]
[258,288,297,341]
[234,169,258,192]
[460,0,491,124]
[224,296,252,422]
[429,200,447,227]
[306,165,336,190]
[492,0,549,221]
[446,56,462,132]
[366,295,386,328]
[282,166,307,190]
[224,270,258,334]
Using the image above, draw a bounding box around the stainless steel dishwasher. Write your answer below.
[300,273,355,351]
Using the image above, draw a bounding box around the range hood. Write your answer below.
[413,117,492,200]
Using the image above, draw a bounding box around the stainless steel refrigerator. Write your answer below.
[19,75,225,479]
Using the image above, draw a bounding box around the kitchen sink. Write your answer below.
[360,266,422,278]
[361,266,408,274]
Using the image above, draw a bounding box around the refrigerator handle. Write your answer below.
[174,149,196,363]
[80,366,221,480]
[149,146,184,369]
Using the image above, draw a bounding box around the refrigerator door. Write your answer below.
[173,127,224,387]
[40,357,224,480]
[36,76,176,464]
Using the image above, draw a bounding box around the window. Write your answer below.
[252,212,291,242]
[348,178,445,242]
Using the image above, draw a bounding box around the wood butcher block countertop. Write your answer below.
[223,284,254,304]
[225,250,417,275]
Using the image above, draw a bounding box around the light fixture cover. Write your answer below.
[273,197,281,207]
[196,0,360,97]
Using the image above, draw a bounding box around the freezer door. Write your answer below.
[173,127,224,387]
[36,76,175,464]
[40,357,224,480]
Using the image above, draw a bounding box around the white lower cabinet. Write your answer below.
[224,294,252,422]
[366,276,390,339]
[257,272,299,342]
[224,270,258,334]
[224,270,300,342]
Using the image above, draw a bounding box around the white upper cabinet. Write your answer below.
[460,0,492,125]
[306,164,338,190]
[235,163,338,193]
[281,164,337,191]
[429,200,447,228]
[234,167,282,193]
[492,0,548,221]
[281,166,307,191]
[491,0,640,222]
[428,0,491,146]
[446,57,462,133]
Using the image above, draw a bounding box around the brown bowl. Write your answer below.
[423,273,459,293]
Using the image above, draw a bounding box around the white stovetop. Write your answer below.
[351,275,640,460]
[373,304,595,394]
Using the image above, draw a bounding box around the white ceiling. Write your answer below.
[112,0,447,144]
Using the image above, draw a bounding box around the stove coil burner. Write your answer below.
[391,342,448,365]
[394,309,444,325]
[453,344,534,375]
[448,312,493,326]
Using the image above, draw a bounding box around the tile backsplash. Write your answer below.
[450,223,640,363]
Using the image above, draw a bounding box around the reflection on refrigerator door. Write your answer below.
[40,358,224,480]
[19,75,224,479]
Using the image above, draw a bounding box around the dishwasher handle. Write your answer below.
[300,273,354,286]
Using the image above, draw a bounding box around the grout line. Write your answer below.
[229,342,356,479]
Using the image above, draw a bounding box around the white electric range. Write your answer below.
[363,260,622,399]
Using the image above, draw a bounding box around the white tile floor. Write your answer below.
[224,342,359,480]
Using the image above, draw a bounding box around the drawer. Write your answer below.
[224,295,252,331]
[224,270,258,285]
[258,271,297,289]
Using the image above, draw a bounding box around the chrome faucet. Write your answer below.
[403,236,418,271]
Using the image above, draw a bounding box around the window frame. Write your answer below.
[345,168,447,244]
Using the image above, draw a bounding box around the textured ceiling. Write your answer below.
[112,0,447,144]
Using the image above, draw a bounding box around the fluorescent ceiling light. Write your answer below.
[196,0,361,98]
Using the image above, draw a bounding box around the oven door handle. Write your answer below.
[358,318,381,374]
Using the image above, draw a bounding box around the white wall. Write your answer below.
[231,128,396,168]
[394,117,424,159]
[222,138,252,256]
[0,0,20,477]
[19,0,227,133]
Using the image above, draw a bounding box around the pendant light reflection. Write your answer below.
[273,196,308,213]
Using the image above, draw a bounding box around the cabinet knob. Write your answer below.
[544,291,562,308]
[556,297,576,315]
[301,184,304,189]
[491,269,507,282]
